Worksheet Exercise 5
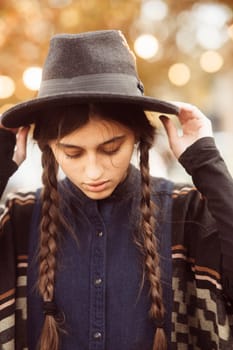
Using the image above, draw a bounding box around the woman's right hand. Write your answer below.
[0,124,30,166]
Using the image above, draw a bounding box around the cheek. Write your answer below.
[53,152,65,168]
[50,146,70,168]
[50,148,71,173]
[111,144,134,168]
[59,159,78,174]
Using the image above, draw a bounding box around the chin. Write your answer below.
[85,189,114,200]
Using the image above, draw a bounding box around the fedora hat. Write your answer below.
[1,30,178,128]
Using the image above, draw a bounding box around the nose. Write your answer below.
[85,154,103,181]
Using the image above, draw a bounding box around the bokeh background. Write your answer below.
[1,0,233,195]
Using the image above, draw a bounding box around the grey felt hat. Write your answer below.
[1,30,178,128]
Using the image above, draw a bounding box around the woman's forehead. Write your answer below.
[58,116,131,147]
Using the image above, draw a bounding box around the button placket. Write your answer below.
[89,216,106,350]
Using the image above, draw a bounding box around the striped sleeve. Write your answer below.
[0,191,35,349]
[171,184,233,349]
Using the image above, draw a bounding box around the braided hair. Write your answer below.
[38,145,60,349]
[139,134,166,350]
[33,103,166,350]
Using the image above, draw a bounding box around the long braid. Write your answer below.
[139,138,167,350]
[38,145,61,350]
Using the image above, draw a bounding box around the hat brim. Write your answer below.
[1,92,179,128]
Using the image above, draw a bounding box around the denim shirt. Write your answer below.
[27,165,173,350]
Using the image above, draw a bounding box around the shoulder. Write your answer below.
[172,182,197,197]
[0,190,38,259]
[171,182,207,217]
[149,176,209,220]
[0,190,37,229]
[150,175,174,195]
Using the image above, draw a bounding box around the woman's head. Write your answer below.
[33,103,155,199]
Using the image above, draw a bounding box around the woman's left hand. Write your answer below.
[160,102,213,159]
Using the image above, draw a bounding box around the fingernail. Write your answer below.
[159,115,169,121]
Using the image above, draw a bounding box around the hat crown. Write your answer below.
[42,30,138,81]
[1,30,178,128]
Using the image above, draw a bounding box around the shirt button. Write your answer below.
[93,331,102,340]
[94,278,102,286]
[97,231,103,237]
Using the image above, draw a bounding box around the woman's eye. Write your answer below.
[64,153,82,159]
[102,147,120,155]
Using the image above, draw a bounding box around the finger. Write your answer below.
[167,101,206,124]
[13,127,30,165]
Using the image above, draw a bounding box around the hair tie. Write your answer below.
[154,318,164,329]
[43,301,58,316]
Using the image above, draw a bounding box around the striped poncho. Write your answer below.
[0,137,233,349]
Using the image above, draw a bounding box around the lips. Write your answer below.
[84,180,109,193]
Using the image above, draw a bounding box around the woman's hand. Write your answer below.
[13,127,30,166]
[0,123,30,166]
[160,102,213,159]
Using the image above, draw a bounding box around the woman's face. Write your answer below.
[50,116,136,200]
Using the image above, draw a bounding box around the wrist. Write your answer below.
[178,137,217,175]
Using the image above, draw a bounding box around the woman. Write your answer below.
[0,30,233,350]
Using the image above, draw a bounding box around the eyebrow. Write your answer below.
[57,135,126,149]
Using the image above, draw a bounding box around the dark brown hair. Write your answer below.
[33,102,166,350]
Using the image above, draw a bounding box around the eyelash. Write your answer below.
[65,153,81,159]
[103,147,120,155]
[64,147,120,159]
